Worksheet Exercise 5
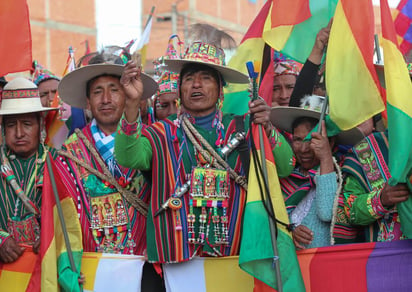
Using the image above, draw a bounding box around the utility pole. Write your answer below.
[171,3,178,35]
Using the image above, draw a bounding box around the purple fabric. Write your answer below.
[366,240,412,292]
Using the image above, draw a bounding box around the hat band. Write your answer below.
[2,89,40,99]
[184,52,224,66]
[158,82,178,94]
[184,42,226,66]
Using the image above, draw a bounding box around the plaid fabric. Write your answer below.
[90,119,121,178]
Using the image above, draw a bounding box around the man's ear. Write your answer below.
[329,136,336,149]
[86,98,91,111]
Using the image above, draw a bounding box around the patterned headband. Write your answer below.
[274,60,301,77]
[156,71,179,96]
[2,88,40,100]
[183,42,226,66]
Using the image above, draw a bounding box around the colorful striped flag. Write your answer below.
[38,154,83,291]
[0,248,38,291]
[163,257,254,291]
[296,240,412,291]
[225,0,337,114]
[263,0,338,63]
[3,240,412,291]
[393,0,412,55]
[325,0,385,132]
[239,124,305,291]
[81,253,144,292]
[224,0,272,115]
[0,0,32,76]
[380,0,412,238]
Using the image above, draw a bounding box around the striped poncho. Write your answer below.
[115,113,294,263]
[61,124,150,255]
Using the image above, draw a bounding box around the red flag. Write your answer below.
[0,0,32,76]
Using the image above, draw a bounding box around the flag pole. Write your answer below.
[374,34,382,64]
[246,61,283,292]
[145,6,156,29]
[317,95,328,134]
[45,154,77,275]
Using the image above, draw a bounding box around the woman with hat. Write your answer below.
[271,95,363,249]
[115,38,295,265]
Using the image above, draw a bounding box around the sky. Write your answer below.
[373,0,401,7]
[95,0,142,49]
[95,0,402,49]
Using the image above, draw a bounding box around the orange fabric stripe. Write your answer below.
[341,0,380,89]
[1,248,37,273]
[270,0,311,27]
[296,248,318,292]
[0,0,32,76]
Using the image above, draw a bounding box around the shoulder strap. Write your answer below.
[234,115,250,177]
[60,129,148,216]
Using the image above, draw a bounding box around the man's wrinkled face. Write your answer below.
[4,113,40,159]
[180,66,220,117]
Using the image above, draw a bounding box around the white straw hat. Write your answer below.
[270,95,364,145]
[58,64,158,108]
[0,78,57,115]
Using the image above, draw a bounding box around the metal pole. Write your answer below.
[246,61,283,291]
[317,95,329,134]
[145,6,156,29]
[45,155,77,274]
[172,3,178,35]
[258,124,283,292]
[375,34,382,64]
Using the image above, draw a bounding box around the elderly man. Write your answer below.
[0,77,83,290]
[115,41,294,264]
[0,78,63,262]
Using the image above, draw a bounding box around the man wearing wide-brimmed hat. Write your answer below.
[58,51,158,258]
[115,37,295,266]
[0,78,81,268]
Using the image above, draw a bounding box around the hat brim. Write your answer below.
[0,106,57,115]
[58,64,158,108]
[164,59,249,84]
[270,106,364,145]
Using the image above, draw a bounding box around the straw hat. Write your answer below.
[270,95,364,145]
[164,41,249,84]
[0,78,57,115]
[58,63,158,109]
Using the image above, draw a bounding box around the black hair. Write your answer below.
[86,74,121,98]
[291,116,318,134]
[179,63,223,90]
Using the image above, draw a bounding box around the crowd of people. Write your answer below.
[0,22,410,291]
